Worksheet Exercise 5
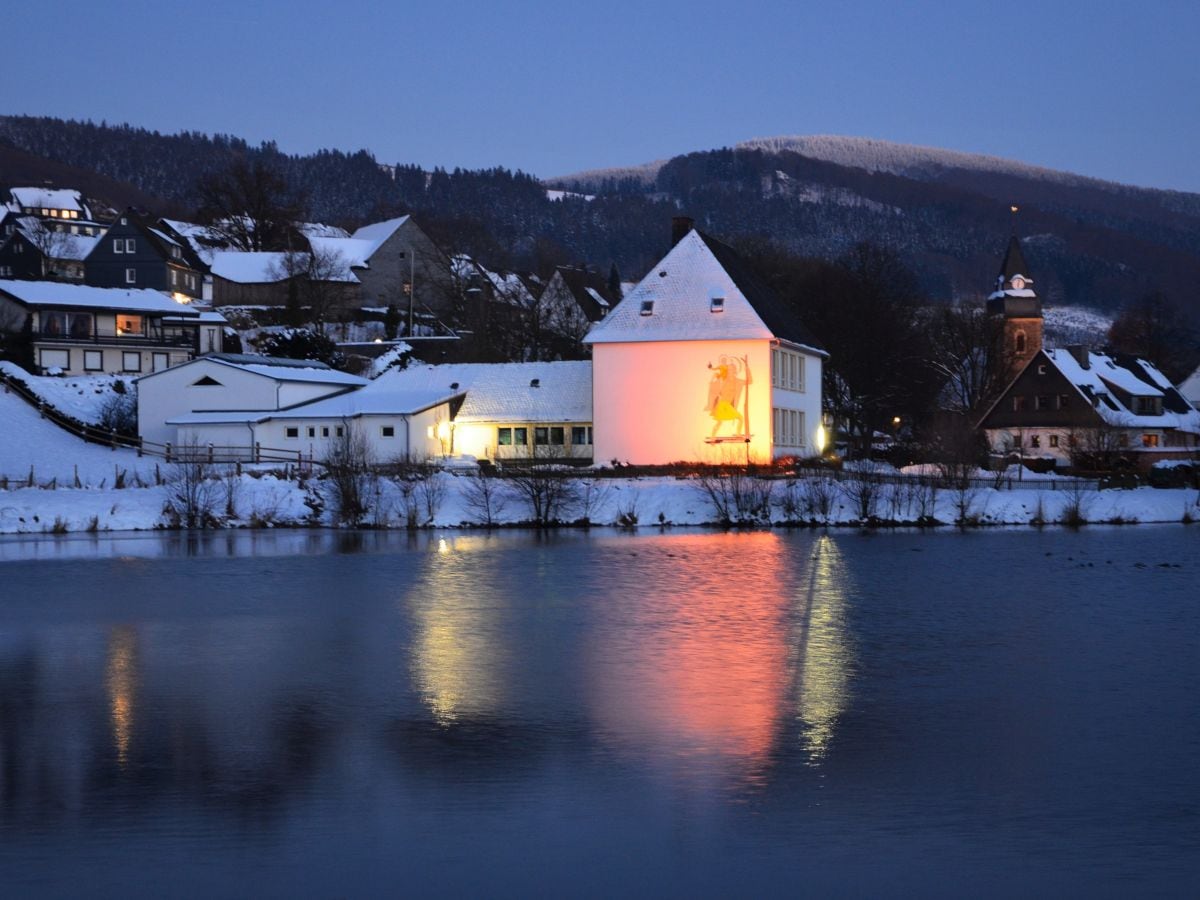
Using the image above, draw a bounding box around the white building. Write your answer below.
[136,354,368,449]
[584,219,826,465]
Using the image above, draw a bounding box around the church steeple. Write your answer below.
[986,226,1043,374]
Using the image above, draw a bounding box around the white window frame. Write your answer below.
[121,351,142,373]
[113,238,124,254]
[125,268,136,284]
[84,350,104,372]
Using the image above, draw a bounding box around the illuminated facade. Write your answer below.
[585,220,826,465]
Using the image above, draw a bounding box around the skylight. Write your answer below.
[710,296,724,313]
[640,300,654,316]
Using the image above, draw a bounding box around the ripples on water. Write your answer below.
[0,528,1196,897]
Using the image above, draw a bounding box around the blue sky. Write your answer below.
[8,0,1199,190]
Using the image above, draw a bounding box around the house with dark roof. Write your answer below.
[539,265,616,357]
[584,217,827,464]
[978,346,1200,470]
[0,215,99,281]
[85,209,205,301]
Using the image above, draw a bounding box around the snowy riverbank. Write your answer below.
[1,471,1197,534]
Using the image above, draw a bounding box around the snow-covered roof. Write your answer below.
[298,222,351,239]
[585,229,823,350]
[584,286,610,309]
[1181,366,1200,407]
[1043,349,1200,432]
[306,236,375,270]
[210,251,291,284]
[161,219,223,265]
[140,353,368,387]
[373,361,592,423]
[9,187,88,215]
[11,218,99,260]
[988,288,1037,300]
[0,280,200,315]
[350,215,410,258]
[266,385,458,419]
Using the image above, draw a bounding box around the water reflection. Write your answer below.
[405,535,507,724]
[105,625,138,768]
[587,533,792,780]
[790,535,852,762]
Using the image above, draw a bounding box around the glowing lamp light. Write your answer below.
[892,416,901,427]
[815,424,827,454]
[171,292,190,303]
[436,421,451,443]
[374,337,383,344]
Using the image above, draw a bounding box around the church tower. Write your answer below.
[986,231,1043,375]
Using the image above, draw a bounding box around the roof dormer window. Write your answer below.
[640,300,654,316]
[710,296,724,313]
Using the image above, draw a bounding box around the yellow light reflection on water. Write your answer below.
[790,535,852,762]
[105,625,138,768]
[408,535,504,725]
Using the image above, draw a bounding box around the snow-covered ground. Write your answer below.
[1,365,1195,534]
[0,361,134,425]
[0,465,1195,534]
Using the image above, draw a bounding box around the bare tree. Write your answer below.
[324,420,374,525]
[195,156,305,252]
[266,245,353,325]
[928,302,1017,416]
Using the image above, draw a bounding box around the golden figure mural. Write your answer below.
[705,354,751,442]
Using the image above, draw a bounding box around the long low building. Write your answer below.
[140,354,592,463]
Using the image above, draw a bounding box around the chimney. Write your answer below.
[671,216,694,247]
[1066,345,1090,370]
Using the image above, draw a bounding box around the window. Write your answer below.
[710,296,724,312]
[1135,397,1160,415]
[381,426,395,438]
[122,352,141,372]
[0,266,10,277]
[335,426,344,438]
[1056,394,1069,410]
[170,269,177,286]
[550,426,564,445]
[13,242,23,254]
[39,348,70,371]
[116,314,143,335]
[513,427,527,446]
[640,300,654,316]
[1030,435,1041,448]
[771,347,804,392]
[191,375,222,386]
[571,426,592,445]
[124,238,136,253]
[1142,434,1159,448]
[125,268,136,284]
[497,427,512,446]
[1015,332,1027,354]
[534,427,549,445]
[1012,396,1028,412]
[1011,433,1022,448]
[1035,395,1049,411]
[285,427,299,439]
[113,238,124,254]
[1049,435,1059,448]
[307,427,316,438]
[152,352,169,372]
[772,408,805,447]
[321,426,330,438]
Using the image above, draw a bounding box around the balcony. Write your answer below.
[35,329,197,349]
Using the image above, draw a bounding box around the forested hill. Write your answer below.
[3,115,1199,312]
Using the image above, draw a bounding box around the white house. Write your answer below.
[584,219,826,465]
[136,354,368,448]
[366,360,593,461]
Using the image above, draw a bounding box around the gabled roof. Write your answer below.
[982,347,1200,433]
[139,353,368,386]
[210,251,292,284]
[0,280,201,315]
[9,187,89,217]
[10,216,99,260]
[350,215,411,259]
[371,360,592,423]
[585,229,825,352]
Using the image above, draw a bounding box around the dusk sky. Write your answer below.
[9,0,1199,191]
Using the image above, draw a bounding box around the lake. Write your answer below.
[0,527,1197,897]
